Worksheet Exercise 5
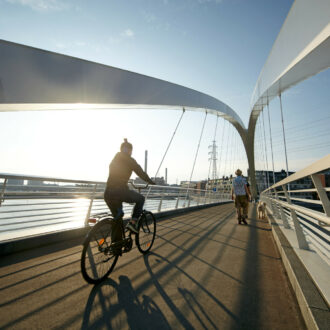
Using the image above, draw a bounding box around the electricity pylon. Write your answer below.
[208,140,218,183]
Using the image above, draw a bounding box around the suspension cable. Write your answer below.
[185,111,208,200]
[258,116,267,190]
[261,109,270,187]
[267,100,276,184]
[217,117,226,196]
[207,114,219,184]
[279,94,290,179]
[217,117,226,179]
[229,126,235,177]
[223,120,230,179]
[145,108,185,199]
[235,133,239,174]
[257,115,266,191]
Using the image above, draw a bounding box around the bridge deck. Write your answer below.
[0,204,305,329]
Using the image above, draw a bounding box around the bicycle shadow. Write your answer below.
[81,275,170,329]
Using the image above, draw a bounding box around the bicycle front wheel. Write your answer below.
[136,211,156,254]
[81,219,119,284]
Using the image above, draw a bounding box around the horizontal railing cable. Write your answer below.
[0,172,230,241]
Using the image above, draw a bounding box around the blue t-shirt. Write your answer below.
[232,176,246,196]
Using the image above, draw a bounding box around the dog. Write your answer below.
[257,202,266,219]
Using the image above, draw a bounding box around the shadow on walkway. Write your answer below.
[230,206,260,329]
[82,276,170,329]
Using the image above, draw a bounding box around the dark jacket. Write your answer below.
[106,152,153,189]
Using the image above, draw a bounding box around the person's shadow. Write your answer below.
[81,276,170,329]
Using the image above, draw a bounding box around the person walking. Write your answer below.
[231,169,251,225]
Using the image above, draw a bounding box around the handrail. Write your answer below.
[0,173,231,241]
[263,154,330,191]
[260,155,330,268]
[0,172,105,185]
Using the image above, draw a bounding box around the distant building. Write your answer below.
[316,171,330,188]
[7,179,24,186]
[206,177,233,195]
[151,177,167,186]
[196,180,207,190]
[252,169,313,198]
[180,181,198,189]
[134,176,167,186]
[27,180,44,186]
[133,177,146,185]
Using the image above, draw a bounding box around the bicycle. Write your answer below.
[80,184,156,284]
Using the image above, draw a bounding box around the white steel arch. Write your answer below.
[0,39,250,161]
[0,39,245,129]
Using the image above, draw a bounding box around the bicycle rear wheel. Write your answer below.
[81,219,119,284]
[136,211,156,254]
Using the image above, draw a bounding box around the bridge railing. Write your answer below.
[260,154,330,266]
[0,173,231,242]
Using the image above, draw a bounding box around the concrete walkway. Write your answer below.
[0,203,305,329]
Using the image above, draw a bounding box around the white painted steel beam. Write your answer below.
[0,39,245,131]
[250,0,330,111]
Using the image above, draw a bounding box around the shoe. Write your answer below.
[126,222,138,234]
[242,218,248,225]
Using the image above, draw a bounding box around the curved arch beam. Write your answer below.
[0,39,246,134]
[250,0,330,113]
[247,0,330,197]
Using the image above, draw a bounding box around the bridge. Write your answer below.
[1,203,307,329]
[0,0,329,329]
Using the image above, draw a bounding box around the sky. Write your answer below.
[0,0,329,184]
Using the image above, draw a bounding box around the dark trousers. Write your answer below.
[104,187,145,243]
[234,195,248,221]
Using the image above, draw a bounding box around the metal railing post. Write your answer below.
[274,188,290,228]
[84,184,97,226]
[158,190,164,212]
[0,178,7,206]
[271,189,279,218]
[187,190,191,207]
[175,190,180,209]
[311,174,330,225]
[282,185,309,249]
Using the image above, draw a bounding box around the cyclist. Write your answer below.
[104,139,155,244]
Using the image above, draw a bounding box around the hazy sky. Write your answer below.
[0,0,329,183]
